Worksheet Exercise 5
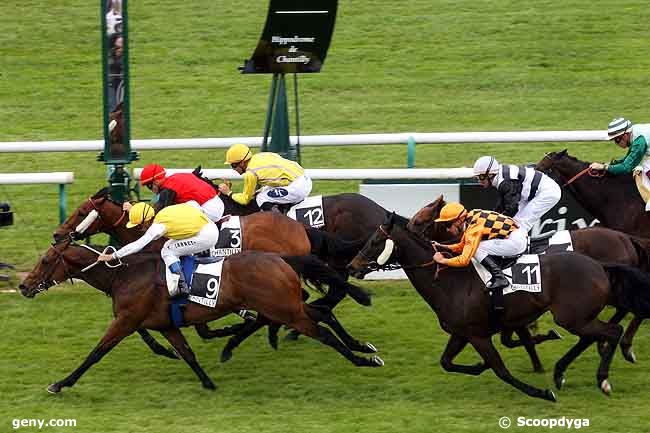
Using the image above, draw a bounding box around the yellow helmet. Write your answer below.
[224,143,252,165]
[126,202,155,228]
[435,202,467,222]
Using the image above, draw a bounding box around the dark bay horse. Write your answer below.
[348,213,650,401]
[20,242,384,393]
[52,188,376,358]
[408,196,650,364]
[535,149,650,237]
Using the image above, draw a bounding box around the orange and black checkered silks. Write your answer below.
[466,210,518,240]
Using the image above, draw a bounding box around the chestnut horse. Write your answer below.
[53,188,375,359]
[407,196,650,366]
[20,241,384,393]
[349,213,650,401]
[535,149,650,237]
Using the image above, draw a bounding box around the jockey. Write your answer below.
[132,164,225,222]
[97,202,219,298]
[218,143,312,212]
[473,156,561,233]
[589,118,650,211]
[432,202,528,310]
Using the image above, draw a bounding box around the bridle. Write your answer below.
[28,241,121,296]
[87,197,127,228]
[30,240,76,295]
[358,223,437,272]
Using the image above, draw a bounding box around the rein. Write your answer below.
[377,224,438,270]
[562,166,605,188]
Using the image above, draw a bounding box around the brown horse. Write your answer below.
[408,196,650,365]
[348,213,650,401]
[535,149,650,237]
[20,241,384,393]
[52,188,375,359]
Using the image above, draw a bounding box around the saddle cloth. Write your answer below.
[180,255,225,308]
[528,230,574,255]
[286,196,325,228]
[471,254,542,295]
[211,216,242,257]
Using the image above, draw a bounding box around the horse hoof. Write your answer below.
[220,350,232,363]
[548,329,562,340]
[371,355,385,367]
[544,389,557,402]
[46,383,61,394]
[554,374,565,390]
[600,379,612,396]
[285,330,300,341]
[364,342,378,353]
[622,347,637,364]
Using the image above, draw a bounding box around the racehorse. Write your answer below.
[407,196,649,365]
[535,149,650,237]
[348,213,650,401]
[52,188,376,359]
[20,241,384,393]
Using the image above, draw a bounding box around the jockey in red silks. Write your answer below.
[130,164,225,222]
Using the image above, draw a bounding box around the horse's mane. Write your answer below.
[91,187,126,205]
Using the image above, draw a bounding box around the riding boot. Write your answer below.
[480,256,508,311]
[168,261,191,298]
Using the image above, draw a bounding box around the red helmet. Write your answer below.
[140,164,166,186]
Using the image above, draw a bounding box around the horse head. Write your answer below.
[348,212,399,279]
[407,195,453,241]
[19,240,82,298]
[53,188,129,243]
[535,149,589,184]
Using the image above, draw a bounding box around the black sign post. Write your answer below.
[242,0,338,161]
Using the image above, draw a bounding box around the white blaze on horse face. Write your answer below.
[108,119,118,132]
[377,239,394,265]
[75,210,99,234]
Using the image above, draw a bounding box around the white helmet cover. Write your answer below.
[607,117,632,140]
[473,156,500,176]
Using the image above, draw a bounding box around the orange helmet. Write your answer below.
[435,202,467,222]
[140,164,166,186]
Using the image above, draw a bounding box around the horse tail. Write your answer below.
[281,255,372,307]
[604,263,650,317]
[628,235,650,272]
[305,227,367,261]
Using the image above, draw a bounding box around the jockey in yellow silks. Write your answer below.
[218,143,312,211]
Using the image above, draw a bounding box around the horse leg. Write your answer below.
[598,308,627,357]
[501,327,561,349]
[285,290,346,341]
[314,306,377,353]
[47,317,136,393]
[194,321,251,339]
[512,327,545,373]
[554,320,622,394]
[620,316,643,363]
[161,328,216,390]
[468,336,556,402]
[137,329,179,359]
[295,305,383,367]
[440,334,489,375]
[220,315,271,363]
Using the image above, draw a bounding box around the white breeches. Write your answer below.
[514,182,561,232]
[200,195,225,222]
[474,228,528,262]
[160,222,220,267]
[256,175,313,207]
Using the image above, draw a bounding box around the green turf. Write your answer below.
[2,1,650,432]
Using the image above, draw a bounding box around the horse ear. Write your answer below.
[559,149,568,157]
